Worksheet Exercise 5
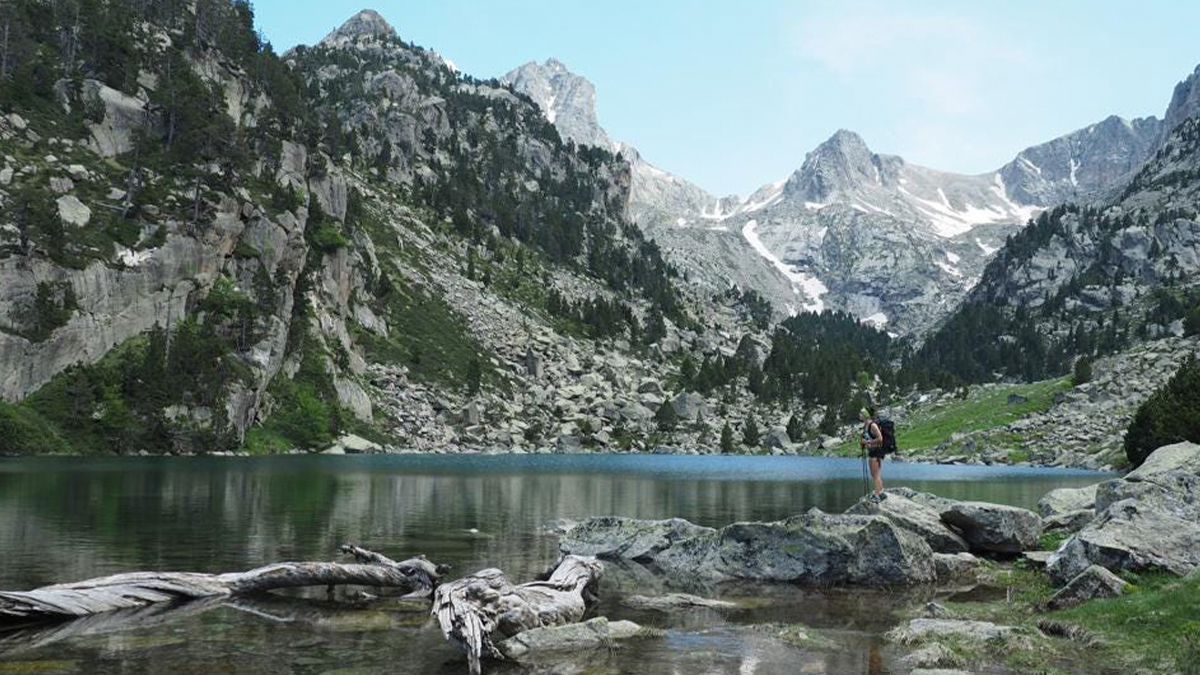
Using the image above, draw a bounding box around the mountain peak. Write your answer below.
[786,129,890,201]
[500,58,612,150]
[321,9,396,46]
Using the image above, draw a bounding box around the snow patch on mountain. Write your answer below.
[742,220,827,313]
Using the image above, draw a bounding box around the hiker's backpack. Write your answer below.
[878,418,898,454]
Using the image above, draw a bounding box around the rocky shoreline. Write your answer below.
[525,441,1200,674]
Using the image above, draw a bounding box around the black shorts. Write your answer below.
[868,448,886,460]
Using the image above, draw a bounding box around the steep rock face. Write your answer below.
[1163,64,1200,141]
[501,59,613,151]
[4,4,763,456]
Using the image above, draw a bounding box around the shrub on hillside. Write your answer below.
[1124,356,1200,467]
[1073,356,1093,386]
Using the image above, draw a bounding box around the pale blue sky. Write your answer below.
[255,1,1200,197]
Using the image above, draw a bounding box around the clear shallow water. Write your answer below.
[0,455,1112,674]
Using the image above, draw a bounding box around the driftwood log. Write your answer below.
[0,545,446,625]
[432,555,602,675]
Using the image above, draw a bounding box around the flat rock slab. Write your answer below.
[887,618,1016,645]
[496,617,647,661]
[941,502,1042,553]
[622,593,739,611]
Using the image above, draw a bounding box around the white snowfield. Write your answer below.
[742,220,828,314]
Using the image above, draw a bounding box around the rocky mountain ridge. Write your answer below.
[506,58,1200,335]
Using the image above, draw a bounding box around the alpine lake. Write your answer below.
[0,454,1113,675]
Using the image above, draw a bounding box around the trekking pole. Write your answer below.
[861,443,870,498]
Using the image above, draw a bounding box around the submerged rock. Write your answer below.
[560,509,937,586]
[1047,565,1130,610]
[495,617,648,661]
[622,593,739,611]
[1049,442,1200,583]
[941,501,1042,553]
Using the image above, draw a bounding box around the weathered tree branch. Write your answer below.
[0,545,445,624]
[432,555,602,675]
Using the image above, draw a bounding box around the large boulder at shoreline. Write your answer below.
[941,502,1042,554]
[1037,484,1098,519]
[1047,565,1130,610]
[1048,442,1200,583]
[560,509,936,586]
[846,493,970,553]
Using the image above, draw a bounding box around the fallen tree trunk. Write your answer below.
[0,545,446,624]
[432,555,602,675]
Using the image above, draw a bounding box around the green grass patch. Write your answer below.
[1038,530,1071,552]
[1049,573,1200,671]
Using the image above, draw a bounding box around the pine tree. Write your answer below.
[742,416,760,447]
[720,422,735,454]
[1072,356,1093,386]
[655,401,678,432]
[786,413,806,443]
[1124,356,1200,467]
[465,358,482,395]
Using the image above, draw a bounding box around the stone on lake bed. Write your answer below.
[622,593,739,611]
[495,617,650,661]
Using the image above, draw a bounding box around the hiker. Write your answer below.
[859,406,885,500]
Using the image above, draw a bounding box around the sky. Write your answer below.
[254,1,1200,198]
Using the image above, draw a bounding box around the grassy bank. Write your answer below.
[833,376,1071,458]
[935,564,1200,674]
